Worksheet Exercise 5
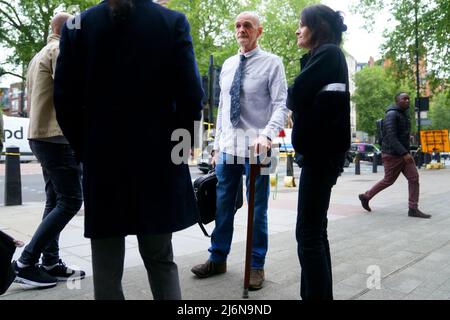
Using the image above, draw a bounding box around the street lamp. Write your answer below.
[414,0,422,168]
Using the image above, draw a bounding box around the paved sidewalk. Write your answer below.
[1,164,450,300]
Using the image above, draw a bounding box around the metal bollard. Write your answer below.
[4,146,22,206]
[416,150,423,169]
[284,153,296,187]
[372,154,378,173]
[355,152,361,175]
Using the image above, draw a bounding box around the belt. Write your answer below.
[320,83,347,92]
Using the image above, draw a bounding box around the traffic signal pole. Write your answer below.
[414,0,422,169]
[208,55,215,126]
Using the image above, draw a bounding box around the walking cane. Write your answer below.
[243,146,261,299]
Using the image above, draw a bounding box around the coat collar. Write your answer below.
[47,34,60,44]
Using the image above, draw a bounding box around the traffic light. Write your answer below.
[211,66,221,108]
[415,97,429,112]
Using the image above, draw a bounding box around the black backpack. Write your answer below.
[193,170,243,237]
[376,107,403,146]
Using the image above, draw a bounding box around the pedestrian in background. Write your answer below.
[54,0,203,300]
[191,11,288,291]
[13,12,85,289]
[359,93,431,219]
[287,4,351,300]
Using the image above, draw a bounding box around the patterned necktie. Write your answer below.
[230,55,247,127]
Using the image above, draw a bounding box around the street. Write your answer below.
[0,159,379,205]
[0,162,206,205]
[1,159,448,204]
[1,160,450,300]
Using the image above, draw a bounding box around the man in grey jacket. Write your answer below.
[358,92,431,219]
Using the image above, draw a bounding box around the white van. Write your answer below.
[1,115,36,162]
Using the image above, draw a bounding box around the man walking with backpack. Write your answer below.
[358,93,431,219]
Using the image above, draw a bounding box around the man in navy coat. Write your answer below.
[54,0,203,300]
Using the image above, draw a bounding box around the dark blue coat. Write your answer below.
[54,0,204,239]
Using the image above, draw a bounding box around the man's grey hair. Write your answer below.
[236,11,261,27]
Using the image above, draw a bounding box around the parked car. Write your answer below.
[349,143,382,165]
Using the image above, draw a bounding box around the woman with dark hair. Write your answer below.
[287,4,351,300]
[54,0,204,299]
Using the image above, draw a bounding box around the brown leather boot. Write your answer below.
[358,194,372,212]
[408,208,431,219]
[249,269,265,291]
[191,260,226,278]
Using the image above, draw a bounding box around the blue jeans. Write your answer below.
[19,140,83,266]
[296,154,344,300]
[209,153,270,269]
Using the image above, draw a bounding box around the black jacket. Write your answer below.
[54,0,204,238]
[381,105,410,156]
[287,43,351,161]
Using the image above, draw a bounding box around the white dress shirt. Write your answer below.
[213,46,288,158]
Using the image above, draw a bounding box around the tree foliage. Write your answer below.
[353,66,401,136]
[169,0,317,83]
[168,0,242,76]
[353,0,450,89]
[353,65,419,136]
[253,0,316,83]
[0,0,96,79]
[428,89,450,130]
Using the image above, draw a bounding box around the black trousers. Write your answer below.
[20,141,82,266]
[296,155,343,300]
[91,233,181,300]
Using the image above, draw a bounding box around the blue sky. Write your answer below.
[322,0,386,63]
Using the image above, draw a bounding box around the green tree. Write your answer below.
[354,65,419,137]
[253,0,316,83]
[353,66,398,136]
[168,0,318,83]
[353,0,450,88]
[0,0,96,80]
[168,0,244,76]
[429,89,450,130]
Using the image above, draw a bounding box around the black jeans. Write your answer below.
[296,155,343,300]
[19,140,82,266]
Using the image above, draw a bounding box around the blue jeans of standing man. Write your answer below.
[19,140,82,266]
[209,153,270,269]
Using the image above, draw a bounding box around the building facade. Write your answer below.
[1,82,27,117]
